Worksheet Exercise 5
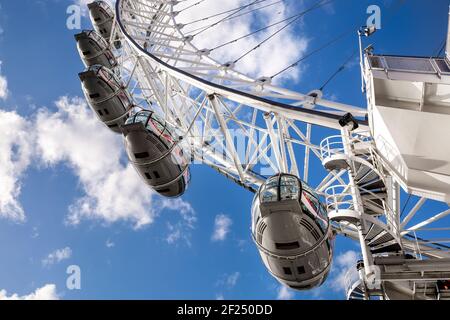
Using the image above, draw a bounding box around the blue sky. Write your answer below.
[0,0,449,300]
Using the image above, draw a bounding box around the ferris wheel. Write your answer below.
[75,0,450,300]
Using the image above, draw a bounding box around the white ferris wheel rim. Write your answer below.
[114,0,369,130]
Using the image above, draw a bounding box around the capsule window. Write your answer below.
[153,171,160,179]
[97,110,104,116]
[260,174,301,203]
[275,242,300,250]
[135,113,150,124]
[280,176,301,201]
[145,173,152,180]
[89,93,101,99]
[297,266,306,274]
[104,109,110,115]
[283,267,292,275]
[108,124,118,128]
[134,152,149,159]
[260,177,278,203]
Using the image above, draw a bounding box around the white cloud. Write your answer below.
[32,227,40,239]
[35,96,156,228]
[307,250,360,299]
[162,198,197,246]
[0,95,196,235]
[330,250,359,292]
[322,1,336,15]
[226,272,240,288]
[212,214,232,242]
[0,284,59,300]
[42,247,72,266]
[0,61,31,223]
[0,61,8,100]
[75,0,92,8]
[237,239,247,251]
[176,0,309,83]
[216,271,240,292]
[216,294,225,300]
[0,110,33,222]
[277,285,295,300]
[106,239,115,248]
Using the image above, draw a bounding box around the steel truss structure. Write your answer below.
[88,0,450,299]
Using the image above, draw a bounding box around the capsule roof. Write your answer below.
[88,0,114,15]
[125,110,180,143]
[258,174,303,204]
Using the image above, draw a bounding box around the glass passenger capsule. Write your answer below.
[87,0,121,48]
[79,65,131,133]
[251,174,333,291]
[75,30,117,69]
[122,111,191,198]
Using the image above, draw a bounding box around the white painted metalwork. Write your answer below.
[77,0,450,300]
